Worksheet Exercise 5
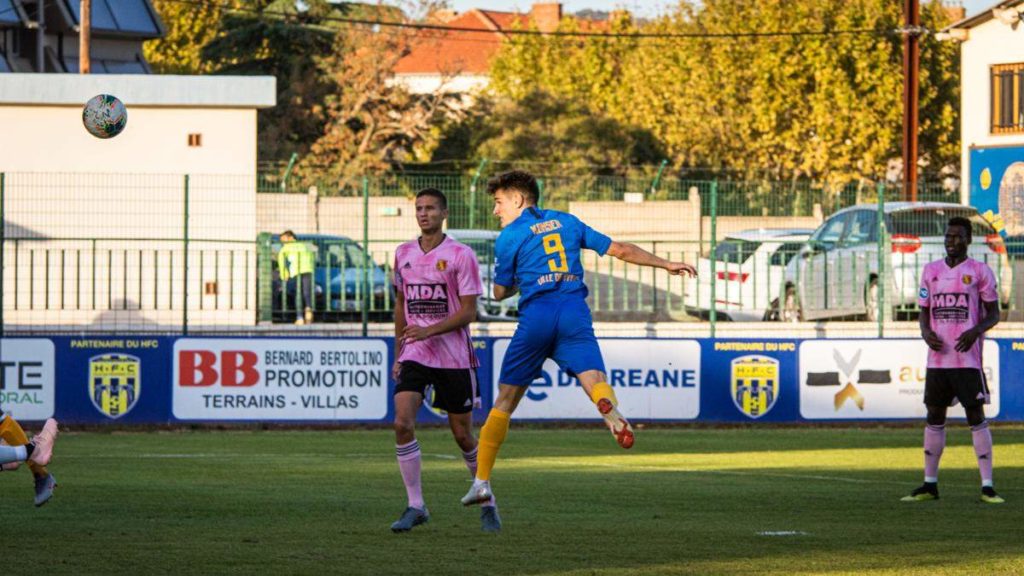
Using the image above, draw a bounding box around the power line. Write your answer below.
[159,0,898,41]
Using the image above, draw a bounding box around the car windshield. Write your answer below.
[713,239,761,264]
[770,242,806,266]
[888,209,996,237]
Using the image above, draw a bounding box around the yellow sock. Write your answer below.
[0,415,47,477]
[589,382,618,407]
[476,409,511,482]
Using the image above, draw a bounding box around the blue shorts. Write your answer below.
[498,295,605,386]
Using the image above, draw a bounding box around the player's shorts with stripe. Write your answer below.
[395,361,479,414]
[924,367,990,408]
[499,294,605,386]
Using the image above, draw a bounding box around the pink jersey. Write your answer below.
[918,258,998,369]
[393,236,482,369]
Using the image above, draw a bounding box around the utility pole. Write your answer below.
[79,0,91,73]
[34,0,44,72]
[901,0,922,202]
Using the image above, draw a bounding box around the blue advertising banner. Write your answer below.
[701,340,800,422]
[2,335,1023,424]
[969,144,1024,240]
[57,336,172,424]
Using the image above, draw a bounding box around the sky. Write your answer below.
[445,0,994,20]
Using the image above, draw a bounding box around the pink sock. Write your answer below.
[923,424,945,482]
[971,421,994,487]
[396,440,424,510]
[462,446,495,507]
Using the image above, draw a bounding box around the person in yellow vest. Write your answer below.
[278,230,316,325]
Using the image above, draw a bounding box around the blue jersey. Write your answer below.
[494,207,612,310]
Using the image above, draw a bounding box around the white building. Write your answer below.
[945,0,1024,239]
[0,74,276,329]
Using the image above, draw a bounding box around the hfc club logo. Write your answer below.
[89,354,141,419]
[731,355,779,419]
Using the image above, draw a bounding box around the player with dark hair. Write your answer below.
[903,216,1003,504]
[389,188,501,533]
[460,170,697,510]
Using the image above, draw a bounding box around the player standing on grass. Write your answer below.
[0,415,59,506]
[902,216,1003,504]
[461,170,697,510]
[389,188,501,533]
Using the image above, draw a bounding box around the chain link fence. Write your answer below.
[2,169,1019,335]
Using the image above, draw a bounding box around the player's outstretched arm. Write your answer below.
[605,241,697,277]
[402,294,479,344]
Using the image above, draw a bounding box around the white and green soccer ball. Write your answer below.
[82,94,127,139]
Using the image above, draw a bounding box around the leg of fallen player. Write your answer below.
[0,414,58,506]
[0,417,58,470]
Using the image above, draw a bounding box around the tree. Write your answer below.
[486,0,960,188]
[295,5,464,192]
[144,0,248,75]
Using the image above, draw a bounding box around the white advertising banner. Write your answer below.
[0,339,55,420]
[800,339,1000,419]
[493,339,701,420]
[173,339,388,420]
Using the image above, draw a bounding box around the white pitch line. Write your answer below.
[58,452,1019,492]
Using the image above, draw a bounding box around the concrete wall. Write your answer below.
[959,16,1024,203]
[0,106,258,175]
[256,193,419,257]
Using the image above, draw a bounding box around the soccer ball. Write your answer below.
[82,94,127,139]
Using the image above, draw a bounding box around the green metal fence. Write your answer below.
[2,169,1020,335]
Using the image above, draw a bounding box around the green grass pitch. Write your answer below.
[5,425,1024,575]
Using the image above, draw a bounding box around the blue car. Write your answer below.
[269,234,392,320]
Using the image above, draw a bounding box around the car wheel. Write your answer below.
[865,280,879,322]
[781,286,802,322]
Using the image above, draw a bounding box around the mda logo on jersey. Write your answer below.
[89,354,141,419]
[731,355,779,419]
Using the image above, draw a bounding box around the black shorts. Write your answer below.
[394,361,479,415]
[924,368,990,409]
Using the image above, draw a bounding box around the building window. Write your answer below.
[188,133,202,147]
[991,63,1024,134]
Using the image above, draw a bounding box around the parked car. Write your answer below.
[777,203,1013,321]
[268,234,391,320]
[683,229,813,321]
[446,229,519,321]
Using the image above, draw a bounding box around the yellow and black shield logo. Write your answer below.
[436,259,448,271]
[89,354,141,419]
[962,274,973,285]
[731,355,779,419]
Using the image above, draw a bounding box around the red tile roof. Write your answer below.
[394,9,608,76]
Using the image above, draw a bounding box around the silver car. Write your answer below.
[778,202,1013,321]
[446,229,519,320]
[684,228,813,321]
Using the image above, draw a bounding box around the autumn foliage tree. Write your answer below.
[486,0,959,186]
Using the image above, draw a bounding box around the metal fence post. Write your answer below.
[183,174,190,335]
[650,159,668,195]
[469,158,488,229]
[709,180,718,337]
[876,182,886,338]
[281,152,298,193]
[362,176,370,337]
